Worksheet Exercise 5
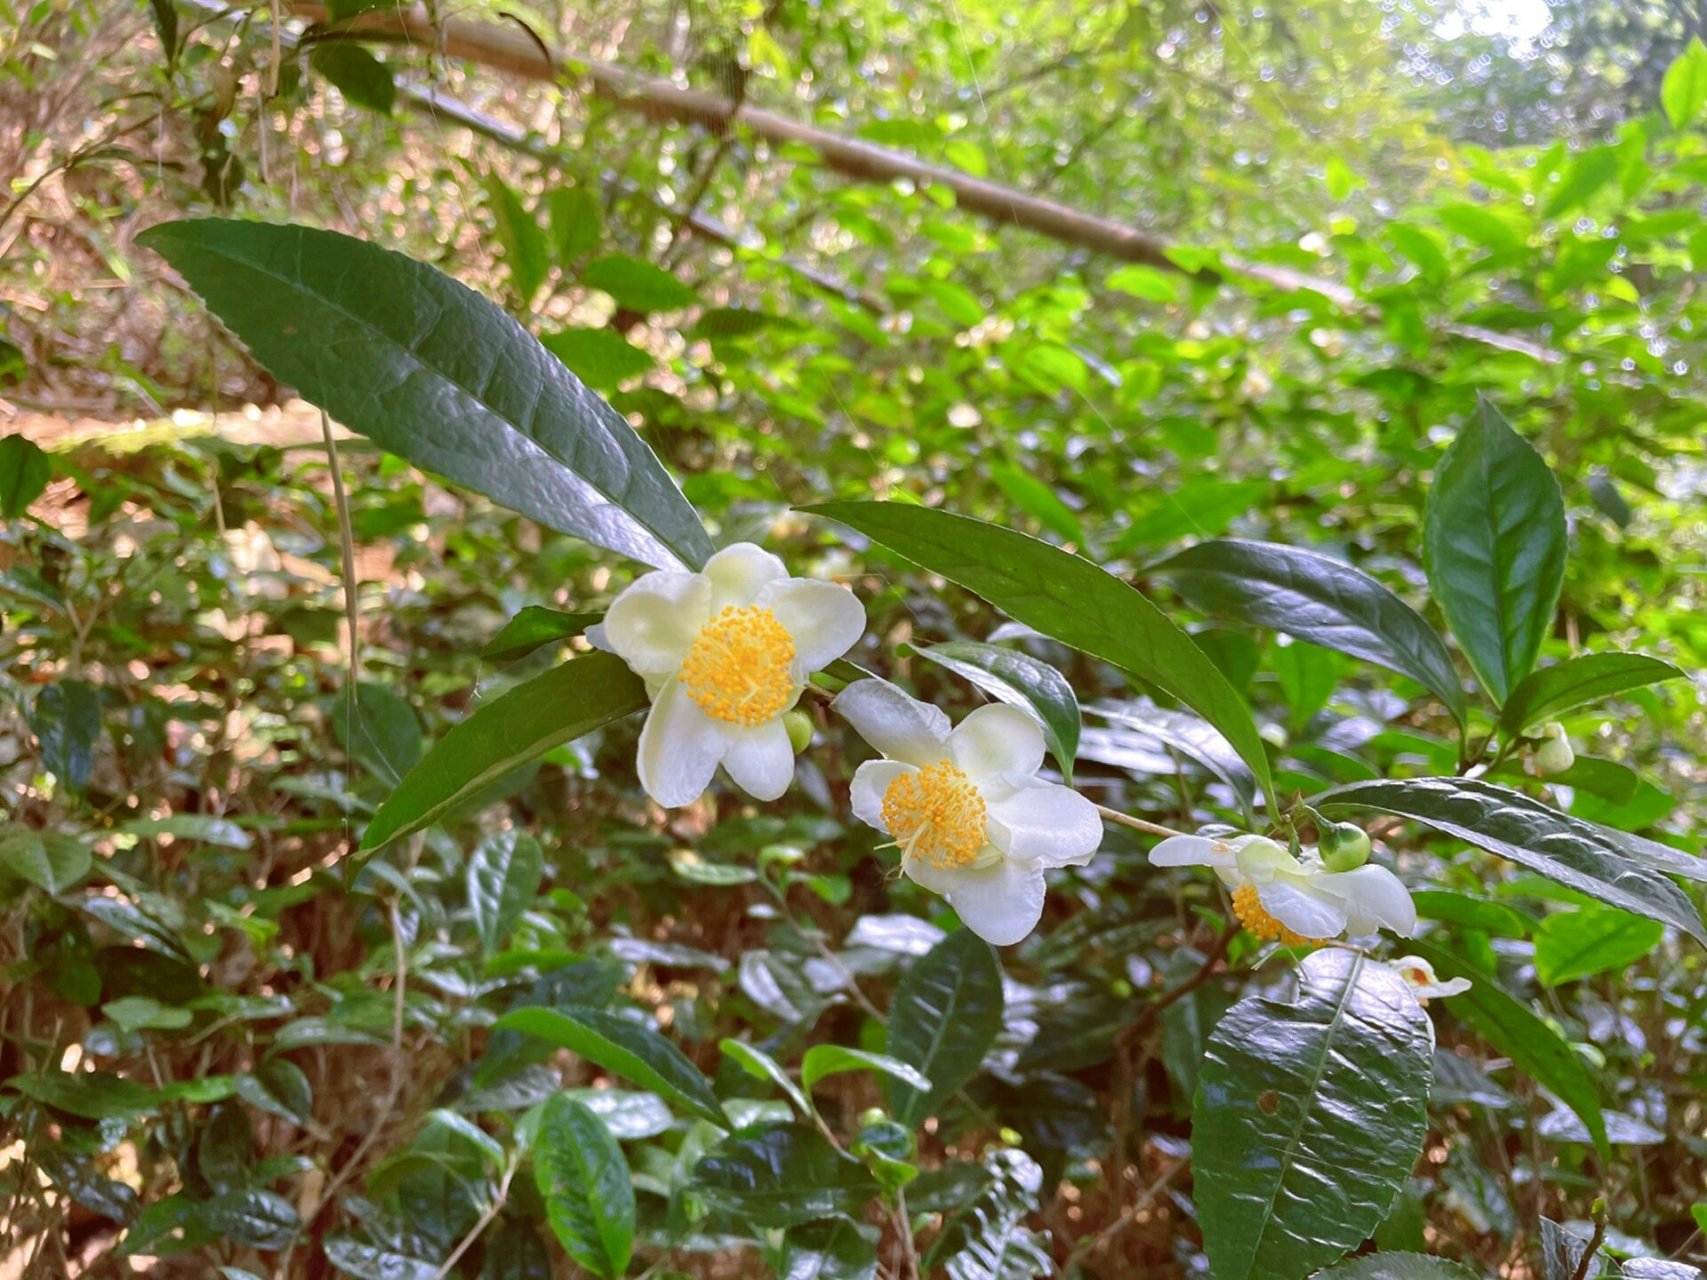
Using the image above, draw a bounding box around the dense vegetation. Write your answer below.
[3,2,1706,1278]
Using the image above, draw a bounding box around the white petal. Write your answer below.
[1256,878,1348,940]
[1315,864,1417,937]
[986,778,1102,866]
[948,704,1045,781]
[704,542,788,607]
[585,623,612,653]
[758,578,866,671]
[849,759,916,833]
[1147,834,1239,870]
[721,717,795,802]
[906,857,1046,947]
[636,679,726,808]
[1389,957,1471,999]
[602,571,712,674]
[832,679,951,765]
[1420,976,1473,998]
[1233,836,1305,885]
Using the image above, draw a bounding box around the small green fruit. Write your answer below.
[1533,723,1575,777]
[1319,821,1372,871]
[784,709,814,754]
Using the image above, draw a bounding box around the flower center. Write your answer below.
[881,760,988,868]
[677,605,797,726]
[1231,882,1326,948]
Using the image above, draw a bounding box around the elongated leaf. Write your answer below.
[909,640,1079,780]
[801,1046,930,1094]
[1085,699,1257,819]
[1314,1255,1480,1280]
[32,679,102,794]
[0,830,92,894]
[1402,939,1607,1160]
[1422,400,1566,704]
[690,1122,880,1228]
[1194,950,1433,1280]
[201,1188,299,1250]
[0,434,51,518]
[482,607,601,663]
[494,1005,727,1129]
[535,1095,634,1280]
[469,831,544,956]
[1498,653,1685,737]
[1151,539,1466,729]
[780,1216,880,1280]
[721,1038,811,1117]
[885,928,1003,1127]
[925,1149,1050,1280]
[362,653,645,851]
[1534,905,1664,985]
[807,502,1274,808]
[1662,38,1707,129]
[138,219,712,571]
[235,1059,313,1127]
[485,173,550,305]
[322,1239,438,1280]
[1317,777,1705,942]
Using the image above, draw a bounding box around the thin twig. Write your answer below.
[431,1165,516,1280]
[1093,803,1191,841]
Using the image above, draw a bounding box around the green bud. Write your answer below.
[858,1107,888,1129]
[784,709,815,754]
[1533,728,1574,777]
[1319,821,1372,871]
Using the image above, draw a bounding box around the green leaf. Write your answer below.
[548,187,603,262]
[493,1005,727,1129]
[690,1122,881,1228]
[469,831,544,956]
[7,1070,158,1119]
[310,43,396,114]
[1422,400,1566,705]
[1313,1255,1481,1280]
[1498,653,1686,737]
[541,328,655,391]
[780,1217,880,1280]
[720,1038,811,1117]
[482,607,601,663]
[580,254,694,312]
[235,1059,314,1127]
[1437,204,1529,253]
[991,464,1084,544]
[1662,38,1707,129]
[331,682,422,786]
[362,653,646,851]
[1105,264,1185,304]
[138,219,712,571]
[1410,890,1530,939]
[32,679,103,794]
[1534,905,1664,986]
[1194,950,1434,1280]
[0,830,92,893]
[885,928,1003,1127]
[558,1088,673,1139]
[0,434,51,518]
[534,1095,635,1280]
[1151,539,1467,730]
[924,1149,1050,1279]
[148,0,179,64]
[322,1239,439,1280]
[121,814,253,849]
[909,640,1079,781]
[807,502,1275,809]
[1317,777,1705,942]
[485,173,552,306]
[1402,939,1608,1161]
[201,1188,299,1250]
[1543,147,1619,218]
[103,996,192,1033]
[800,1046,930,1094]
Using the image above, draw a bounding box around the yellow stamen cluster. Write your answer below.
[1231,882,1325,948]
[678,605,796,726]
[881,759,988,868]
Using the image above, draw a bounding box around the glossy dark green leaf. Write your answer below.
[1317,777,1704,942]
[909,639,1079,780]
[138,219,712,571]
[581,253,695,312]
[1194,950,1434,1280]
[235,1059,314,1127]
[1422,400,1565,704]
[201,1188,299,1250]
[885,928,1003,1127]
[1313,1255,1481,1280]
[1534,905,1664,985]
[534,1095,634,1280]
[322,1238,439,1280]
[0,434,51,518]
[1403,939,1607,1160]
[1498,653,1686,737]
[37,1146,139,1224]
[800,1045,930,1094]
[481,607,601,663]
[332,682,422,786]
[780,1216,880,1280]
[480,1218,552,1280]
[0,830,92,894]
[310,43,396,114]
[721,1038,811,1116]
[548,187,603,262]
[362,653,646,851]
[690,1122,880,1228]
[485,173,550,305]
[147,0,179,64]
[807,502,1274,808]
[925,1149,1050,1280]
[1540,1218,1617,1280]
[1151,538,1466,729]
[1410,890,1530,939]
[493,1005,727,1129]
[558,1088,674,1140]
[469,831,544,956]
[32,679,102,794]
[1085,700,1257,818]
[541,328,654,391]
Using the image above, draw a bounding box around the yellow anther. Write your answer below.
[1231,882,1325,948]
[678,605,796,727]
[881,760,988,868]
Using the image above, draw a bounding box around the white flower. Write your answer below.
[1148,832,1416,945]
[1388,955,1472,1000]
[833,679,1103,947]
[592,543,865,808]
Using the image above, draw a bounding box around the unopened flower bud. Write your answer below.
[784,709,814,754]
[1532,722,1574,777]
[1319,821,1371,872]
